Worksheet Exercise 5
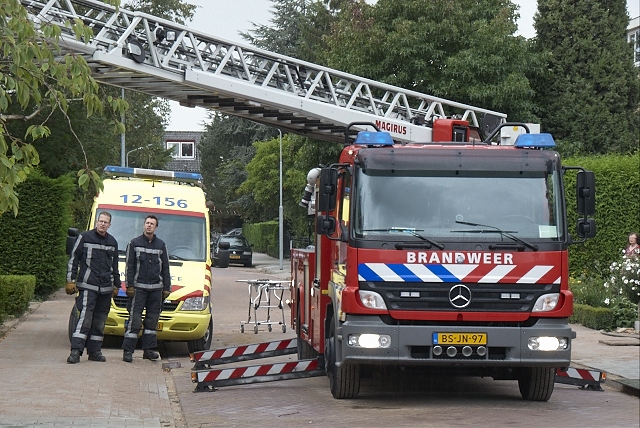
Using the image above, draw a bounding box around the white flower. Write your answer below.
[604,298,610,305]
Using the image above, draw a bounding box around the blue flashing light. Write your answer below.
[354,131,394,146]
[103,165,202,183]
[513,133,556,149]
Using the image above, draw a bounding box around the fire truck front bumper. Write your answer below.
[337,316,574,368]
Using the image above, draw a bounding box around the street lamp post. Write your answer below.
[278,129,283,270]
[125,144,152,167]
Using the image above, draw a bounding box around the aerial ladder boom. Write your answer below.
[22,0,506,143]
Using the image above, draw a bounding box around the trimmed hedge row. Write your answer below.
[564,153,640,279]
[570,303,615,331]
[0,173,74,297]
[0,275,36,323]
[243,221,278,257]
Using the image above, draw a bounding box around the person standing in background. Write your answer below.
[122,215,171,362]
[66,211,120,364]
[624,232,639,258]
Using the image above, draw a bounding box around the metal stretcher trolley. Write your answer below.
[236,279,290,333]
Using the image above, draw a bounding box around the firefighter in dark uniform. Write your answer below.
[122,214,171,362]
[66,211,120,364]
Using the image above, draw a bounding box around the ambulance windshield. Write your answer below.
[352,169,563,241]
[102,209,207,261]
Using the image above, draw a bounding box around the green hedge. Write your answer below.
[563,153,639,279]
[243,221,278,257]
[0,275,36,323]
[570,303,615,331]
[0,173,74,297]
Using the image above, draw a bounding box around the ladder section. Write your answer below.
[22,0,506,143]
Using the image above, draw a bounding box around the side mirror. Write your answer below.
[576,218,596,239]
[576,171,595,215]
[316,215,336,235]
[66,228,79,256]
[317,168,337,212]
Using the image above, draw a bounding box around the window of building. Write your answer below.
[167,140,195,159]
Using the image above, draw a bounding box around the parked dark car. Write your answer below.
[222,228,243,236]
[213,235,253,267]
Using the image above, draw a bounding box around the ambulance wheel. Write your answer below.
[68,305,80,343]
[518,367,555,401]
[187,318,213,353]
[325,317,360,399]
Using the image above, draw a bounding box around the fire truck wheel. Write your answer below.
[68,305,80,343]
[518,367,555,401]
[326,317,360,399]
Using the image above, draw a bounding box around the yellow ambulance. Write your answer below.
[70,166,213,352]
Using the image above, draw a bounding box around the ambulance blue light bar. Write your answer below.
[513,133,556,149]
[103,166,202,183]
[354,131,394,146]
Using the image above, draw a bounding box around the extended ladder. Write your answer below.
[22,0,506,143]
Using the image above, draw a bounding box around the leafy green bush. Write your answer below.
[0,275,36,319]
[609,298,639,329]
[603,255,640,304]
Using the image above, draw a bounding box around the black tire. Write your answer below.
[68,305,80,343]
[518,367,555,401]
[325,317,360,399]
[187,317,213,353]
[296,299,317,360]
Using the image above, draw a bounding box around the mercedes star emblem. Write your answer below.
[449,284,472,309]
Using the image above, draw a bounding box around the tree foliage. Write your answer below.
[0,0,129,216]
[534,0,639,155]
[322,0,543,122]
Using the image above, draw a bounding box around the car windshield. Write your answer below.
[352,169,563,241]
[219,237,248,247]
[103,209,207,261]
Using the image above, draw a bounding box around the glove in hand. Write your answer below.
[126,286,135,298]
[162,290,171,300]
[112,287,119,298]
[65,282,78,295]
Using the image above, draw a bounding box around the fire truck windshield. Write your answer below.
[352,169,563,242]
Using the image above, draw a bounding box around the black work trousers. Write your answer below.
[122,288,162,352]
[70,289,111,353]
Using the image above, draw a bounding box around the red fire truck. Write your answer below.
[290,120,596,401]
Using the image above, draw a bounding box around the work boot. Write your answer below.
[88,351,106,362]
[123,350,133,363]
[67,349,81,364]
[143,349,160,360]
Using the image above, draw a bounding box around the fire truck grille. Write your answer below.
[359,282,559,312]
[113,296,179,312]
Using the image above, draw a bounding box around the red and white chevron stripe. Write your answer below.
[194,359,321,383]
[192,338,297,363]
[555,367,603,382]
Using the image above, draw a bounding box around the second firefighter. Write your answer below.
[122,214,171,362]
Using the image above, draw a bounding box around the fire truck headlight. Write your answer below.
[527,336,569,351]
[532,293,559,312]
[348,334,391,349]
[359,290,387,310]
[181,295,210,311]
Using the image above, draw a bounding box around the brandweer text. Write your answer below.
[407,252,514,264]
